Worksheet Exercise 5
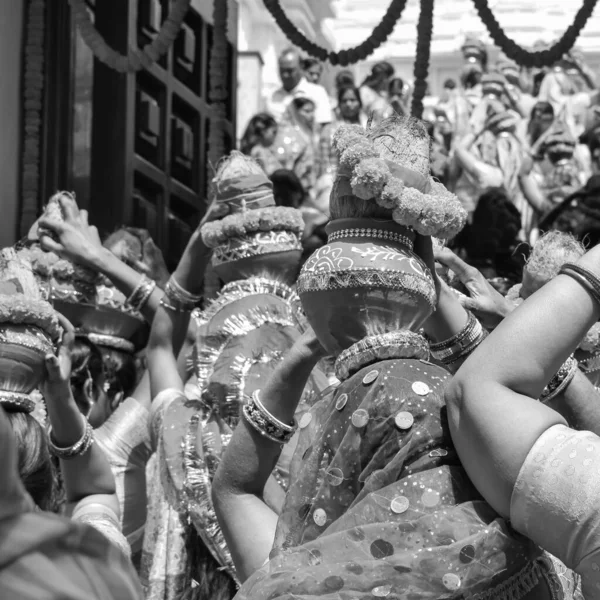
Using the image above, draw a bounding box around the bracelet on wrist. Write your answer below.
[164,276,202,311]
[540,356,578,404]
[559,263,600,306]
[48,414,94,460]
[126,274,157,312]
[430,312,487,366]
[242,390,297,445]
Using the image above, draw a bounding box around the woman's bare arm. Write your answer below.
[446,248,600,517]
[212,330,324,581]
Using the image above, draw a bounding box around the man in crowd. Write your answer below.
[267,47,332,129]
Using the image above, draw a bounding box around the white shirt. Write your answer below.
[267,77,332,125]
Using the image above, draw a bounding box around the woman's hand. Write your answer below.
[434,247,513,329]
[41,313,76,407]
[37,194,103,271]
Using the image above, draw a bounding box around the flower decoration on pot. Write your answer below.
[332,116,466,238]
[19,192,99,305]
[200,152,305,284]
[0,248,61,413]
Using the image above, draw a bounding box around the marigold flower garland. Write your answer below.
[410,0,434,119]
[332,125,466,239]
[68,0,190,73]
[207,0,230,167]
[472,0,597,68]
[263,0,409,66]
[20,0,45,237]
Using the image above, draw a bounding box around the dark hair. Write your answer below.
[388,77,405,97]
[337,85,362,108]
[461,67,482,90]
[530,101,554,120]
[361,61,395,90]
[454,187,523,280]
[291,97,315,112]
[9,412,59,512]
[335,69,355,89]
[270,169,306,208]
[444,78,457,90]
[301,57,322,71]
[240,113,277,155]
[71,338,138,411]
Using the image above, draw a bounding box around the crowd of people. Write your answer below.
[4,33,600,600]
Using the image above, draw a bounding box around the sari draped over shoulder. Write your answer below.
[96,397,152,561]
[142,278,329,598]
[236,358,560,600]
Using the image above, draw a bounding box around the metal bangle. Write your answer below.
[159,296,192,313]
[242,400,296,445]
[540,356,578,404]
[430,312,477,354]
[168,276,203,303]
[49,415,95,460]
[560,264,600,306]
[251,390,295,433]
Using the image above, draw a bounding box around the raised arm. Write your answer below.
[212,329,325,581]
[446,247,600,517]
[38,196,163,323]
[41,317,116,506]
[147,228,211,399]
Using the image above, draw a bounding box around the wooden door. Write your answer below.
[88,0,236,270]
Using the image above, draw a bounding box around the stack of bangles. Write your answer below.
[242,390,297,444]
[429,312,487,366]
[48,415,94,459]
[126,274,157,312]
[160,275,203,312]
[540,356,578,404]
[559,262,600,306]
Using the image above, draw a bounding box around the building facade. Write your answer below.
[0,0,238,269]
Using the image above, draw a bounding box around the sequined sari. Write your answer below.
[235,356,561,600]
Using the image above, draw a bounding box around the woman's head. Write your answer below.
[302,57,323,84]
[362,61,395,92]
[240,113,278,155]
[528,101,554,142]
[291,97,316,129]
[70,338,137,428]
[270,169,306,208]
[337,86,362,122]
[335,70,355,91]
[8,411,58,512]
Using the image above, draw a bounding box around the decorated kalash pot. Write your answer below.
[150,151,329,598]
[298,116,465,358]
[237,116,562,600]
[17,192,99,306]
[0,248,61,413]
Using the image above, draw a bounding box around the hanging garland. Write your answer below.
[411,0,434,119]
[472,0,598,68]
[20,0,45,236]
[68,0,190,73]
[207,0,230,167]
[263,0,408,66]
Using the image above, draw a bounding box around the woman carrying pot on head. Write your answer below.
[212,115,566,599]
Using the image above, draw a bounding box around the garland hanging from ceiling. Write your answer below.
[69,0,190,72]
[471,0,598,68]
[207,0,230,167]
[263,0,408,66]
[411,0,434,119]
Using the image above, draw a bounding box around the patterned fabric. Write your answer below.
[512,423,600,599]
[140,391,186,600]
[71,501,131,559]
[96,397,152,558]
[235,358,557,600]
